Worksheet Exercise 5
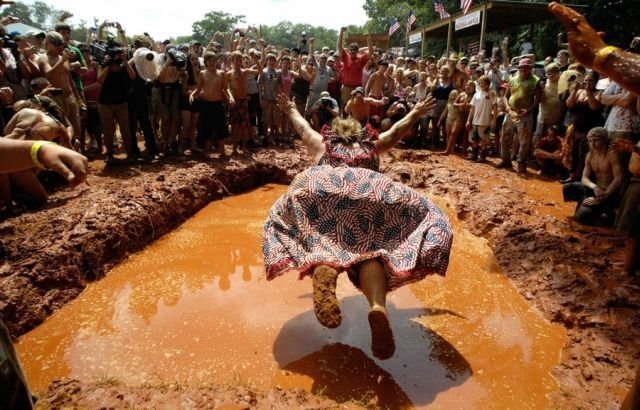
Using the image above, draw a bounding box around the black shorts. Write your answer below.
[197,100,228,144]
[179,94,200,113]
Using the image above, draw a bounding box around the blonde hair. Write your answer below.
[331,117,362,144]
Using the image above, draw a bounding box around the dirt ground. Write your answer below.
[1,143,638,409]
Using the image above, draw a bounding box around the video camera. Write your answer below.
[90,39,124,66]
[165,46,187,70]
[1,33,18,52]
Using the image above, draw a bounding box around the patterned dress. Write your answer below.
[262,124,453,291]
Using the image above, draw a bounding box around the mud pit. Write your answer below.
[2,145,639,408]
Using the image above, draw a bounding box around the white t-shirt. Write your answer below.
[470,89,495,126]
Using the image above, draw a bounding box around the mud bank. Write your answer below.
[3,144,639,408]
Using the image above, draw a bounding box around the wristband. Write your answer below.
[593,46,619,71]
[30,141,55,168]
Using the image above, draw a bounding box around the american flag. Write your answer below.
[389,17,400,36]
[435,2,451,19]
[462,0,473,15]
[407,10,417,31]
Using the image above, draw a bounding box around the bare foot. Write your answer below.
[312,265,341,328]
[368,306,395,360]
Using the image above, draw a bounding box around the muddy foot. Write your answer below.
[368,307,395,360]
[312,265,341,328]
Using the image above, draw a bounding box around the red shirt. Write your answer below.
[340,49,369,87]
[536,135,563,153]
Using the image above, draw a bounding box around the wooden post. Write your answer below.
[446,16,453,56]
[479,2,488,55]
[421,28,425,57]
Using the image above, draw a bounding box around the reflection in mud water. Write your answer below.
[17,184,566,408]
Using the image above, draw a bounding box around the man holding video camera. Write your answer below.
[94,25,136,165]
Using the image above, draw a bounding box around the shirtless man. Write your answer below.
[365,60,389,99]
[562,127,622,225]
[190,52,233,159]
[344,86,387,126]
[365,61,390,122]
[226,50,261,154]
[36,31,82,144]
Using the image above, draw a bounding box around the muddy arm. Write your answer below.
[549,2,640,95]
[276,93,324,156]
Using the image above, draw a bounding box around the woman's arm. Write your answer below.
[276,93,323,156]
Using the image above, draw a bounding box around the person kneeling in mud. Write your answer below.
[263,93,452,360]
[562,127,622,225]
[0,98,75,210]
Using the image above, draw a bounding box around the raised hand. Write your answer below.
[412,95,436,117]
[276,93,295,113]
[548,2,606,68]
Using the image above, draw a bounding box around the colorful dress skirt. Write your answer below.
[262,139,453,291]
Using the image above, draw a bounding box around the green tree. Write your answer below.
[191,10,245,45]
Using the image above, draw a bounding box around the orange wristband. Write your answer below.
[593,46,619,71]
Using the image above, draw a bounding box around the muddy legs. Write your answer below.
[358,259,395,360]
[312,260,395,360]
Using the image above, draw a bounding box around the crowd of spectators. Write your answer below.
[0,9,637,274]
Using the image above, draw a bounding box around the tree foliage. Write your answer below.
[191,10,246,45]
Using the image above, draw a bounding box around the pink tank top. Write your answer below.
[281,70,293,96]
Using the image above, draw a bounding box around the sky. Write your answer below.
[22,0,370,40]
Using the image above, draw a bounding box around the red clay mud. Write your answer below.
[2,144,639,408]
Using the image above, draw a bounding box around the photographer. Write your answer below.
[95,37,136,165]
[36,31,84,148]
[153,43,185,154]
[308,91,338,130]
[0,24,34,125]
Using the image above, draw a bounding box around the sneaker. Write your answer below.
[312,265,341,328]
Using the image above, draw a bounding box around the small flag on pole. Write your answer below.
[461,0,473,15]
[435,2,451,19]
[389,17,400,36]
[407,10,417,32]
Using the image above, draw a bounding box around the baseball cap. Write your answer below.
[351,86,365,96]
[518,58,533,67]
[320,91,331,98]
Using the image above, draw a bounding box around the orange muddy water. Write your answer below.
[17,183,567,409]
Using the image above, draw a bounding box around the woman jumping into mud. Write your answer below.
[262,93,453,360]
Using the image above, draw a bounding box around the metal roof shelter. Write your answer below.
[407,0,587,56]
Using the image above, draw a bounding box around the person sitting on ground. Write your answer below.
[308,91,338,131]
[562,127,622,225]
[344,86,387,127]
[263,92,452,361]
[380,97,412,133]
[533,124,565,177]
